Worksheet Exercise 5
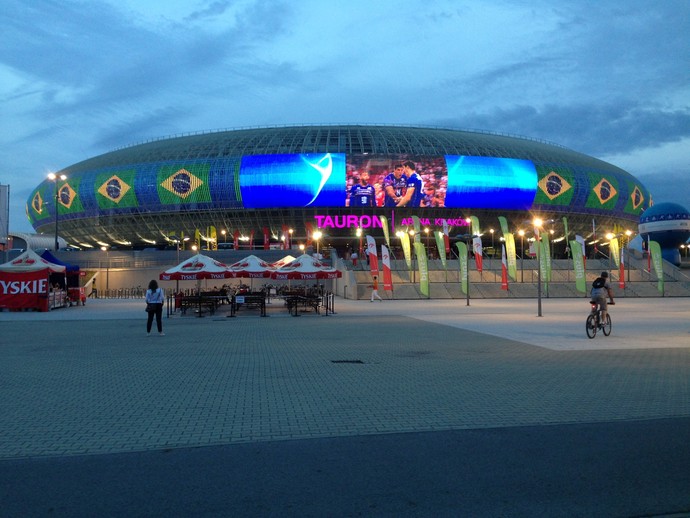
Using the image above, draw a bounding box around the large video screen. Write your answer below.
[239,153,346,208]
[239,153,537,210]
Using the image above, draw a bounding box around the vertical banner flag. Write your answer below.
[263,227,270,250]
[442,219,450,254]
[541,232,551,283]
[411,216,422,243]
[609,237,620,268]
[381,245,393,291]
[472,236,483,273]
[456,241,468,295]
[649,240,664,294]
[498,216,517,281]
[380,215,391,249]
[366,235,379,278]
[570,239,586,293]
[619,248,626,289]
[562,217,570,258]
[575,234,586,267]
[233,230,240,251]
[194,229,201,249]
[501,244,509,290]
[305,222,313,248]
[400,230,412,276]
[209,226,217,250]
[592,219,598,256]
[434,230,447,270]
[414,242,429,298]
[470,216,481,237]
[249,229,255,250]
[281,225,288,250]
[647,235,651,272]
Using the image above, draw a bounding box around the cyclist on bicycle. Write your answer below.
[590,271,615,324]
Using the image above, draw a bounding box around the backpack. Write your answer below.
[592,277,606,289]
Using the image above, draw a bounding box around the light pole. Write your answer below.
[518,229,525,283]
[534,218,543,317]
[313,230,322,257]
[47,173,67,251]
[100,246,110,295]
[625,230,632,282]
[424,227,430,254]
[489,228,495,270]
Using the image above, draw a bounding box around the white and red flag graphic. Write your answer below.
[366,235,379,278]
[263,227,270,250]
[442,219,450,254]
[472,236,483,273]
[381,244,393,291]
[501,244,509,290]
[619,248,626,289]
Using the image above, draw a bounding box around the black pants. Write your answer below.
[146,304,163,333]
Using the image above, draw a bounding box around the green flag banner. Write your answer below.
[434,230,447,269]
[158,163,212,205]
[609,237,620,267]
[470,216,480,236]
[411,216,421,243]
[414,242,429,298]
[570,239,586,293]
[96,170,138,209]
[649,240,664,294]
[380,216,391,249]
[498,216,510,236]
[505,233,517,281]
[456,241,468,295]
[540,233,551,283]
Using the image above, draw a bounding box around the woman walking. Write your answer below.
[145,279,165,336]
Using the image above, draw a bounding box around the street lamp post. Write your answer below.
[313,230,322,257]
[518,230,525,283]
[534,218,543,317]
[48,173,67,251]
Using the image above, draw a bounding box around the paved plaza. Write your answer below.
[1,296,689,516]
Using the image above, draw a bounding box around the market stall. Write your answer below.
[40,250,86,305]
[0,249,67,312]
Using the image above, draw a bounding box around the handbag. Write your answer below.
[145,303,156,312]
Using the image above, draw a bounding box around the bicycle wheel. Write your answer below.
[586,314,597,338]
[602,313,612,336]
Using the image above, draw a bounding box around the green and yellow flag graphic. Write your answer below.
[649,240,664,295]
[535,166,575,206]
[411,216,421,244]
[585,173,619,210]
[434,230,447,270]
[609,237,620,268]
[400,230,413,281]
[96,170,138,209]
[158,164,212,205]
[380,216,391,249]
[498,216,517,281]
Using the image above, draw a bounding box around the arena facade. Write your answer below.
[26,125,650,253]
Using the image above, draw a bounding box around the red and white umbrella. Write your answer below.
[159,253,233,281]
[271,254,342,281]
[227,255,275,279]
[271,254,296,269]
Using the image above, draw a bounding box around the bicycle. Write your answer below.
[586,300,614,339]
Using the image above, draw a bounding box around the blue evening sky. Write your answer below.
[1,0,688,232]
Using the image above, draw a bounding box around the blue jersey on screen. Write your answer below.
[350,183,376,207]
[383,173,407,207]
[405,172,424,207]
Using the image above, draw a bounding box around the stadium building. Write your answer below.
[26,125,650,252]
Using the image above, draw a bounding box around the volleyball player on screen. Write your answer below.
[398,160,424,207]
[348,171,376,207]
[383,163,407,207]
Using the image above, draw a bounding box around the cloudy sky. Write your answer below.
[2,0,689,233]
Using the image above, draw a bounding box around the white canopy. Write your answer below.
[0,249,66,273]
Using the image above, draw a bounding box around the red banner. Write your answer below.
[381,245,393,291]
[473,236,483,273]
[233,231,240,250]
[0,270,50,311]
[619,248,626,289]
[263,227,270,250]
[501,244,509,290]
[366,235,379,278]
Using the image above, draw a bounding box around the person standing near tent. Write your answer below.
[370,275,383,302]
[145,279,165,336]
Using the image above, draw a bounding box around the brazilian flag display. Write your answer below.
[534,165,575,206]
[27,186,52,224]
[623,181,646,215]
[585,172,619,210]
[57,178,84,216]
[96,170,138,209]
[157,163,212,205]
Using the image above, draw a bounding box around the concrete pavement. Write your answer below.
[1,296,689,516]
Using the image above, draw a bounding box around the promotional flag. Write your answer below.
[470,216,481,237]
[472,236,483,273]
[456,241,468,295]
[411,216,421,243]
[434,230,447,269]
[540,232,551,283]
[366,235,379,278]
[501,244,508,290]
[575,234,586,267]
[442,219,450,254]
[281,225,289,250]
[649,240,664,294]
[233,230,240,251]
[208,226,217,250]
[249,229,255,250]
[570,239,586,293]
[380,216,391,249]
[609,237,620,268]
[194,229,201,249]
[381,245,393,291]
[562,216,570,258]
[263,227,270,250]
[619,248,626,289]
[414,242,429,298]
[505,233,517,281]
[400,230,412,280]
[305,222,313,248]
